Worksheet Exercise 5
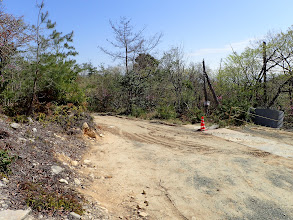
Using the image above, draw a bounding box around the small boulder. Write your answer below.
[0,209,31,220]
[70,212,81,219]
[59,179,69,184]
[10,123,20,129]
[74,178,81,185]
[32,128,37,133]
[18,137,27,142]
[2,178,9,184]
[139,212,148,217]
[51,165,64,175]
[27,117,33,123]
[83,159,91,165]
[82,122,89,131]
[82,122,97,138]
[87,130,97,138]
[71,160,79,166]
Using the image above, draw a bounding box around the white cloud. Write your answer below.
[187,38,255,57]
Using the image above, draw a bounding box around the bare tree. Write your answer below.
[160,47,186,113]
[99,17,162,74]
[0,9,31,75]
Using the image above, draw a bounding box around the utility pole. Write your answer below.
[203,59,219,106]
[203,75,208,114]
[263,41,267,107]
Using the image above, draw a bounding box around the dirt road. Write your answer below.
[80,115,293,220]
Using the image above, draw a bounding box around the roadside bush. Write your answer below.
[131,106,147,118]
[211,99,252,126]
[35,103,91,130]
[183,107,204,124]
[20,181,84,215]
[156,105,177,120]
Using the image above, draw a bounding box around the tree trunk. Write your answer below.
[125,45,128,74]
[289,82,293,108]
[268,76,293,108]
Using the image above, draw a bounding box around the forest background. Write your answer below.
[1,1,293,128]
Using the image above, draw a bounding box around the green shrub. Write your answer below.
[131,106,146,118]
[211,99,252,126]
[20,182,84,215]
[156,105,177,120]
[11,115,29,123]
[0,149,16,176]
[184,107,204,124]
[34,103,90,130]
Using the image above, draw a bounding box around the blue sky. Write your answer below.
[2,0,293,69]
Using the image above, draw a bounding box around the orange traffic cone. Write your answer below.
[200,116,206,131]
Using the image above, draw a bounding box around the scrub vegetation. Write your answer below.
[0,1,292,127]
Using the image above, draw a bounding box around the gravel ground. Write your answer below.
[0,114,109,219]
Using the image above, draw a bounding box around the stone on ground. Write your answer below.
[0,209,31,220]
[70,212,81,219]
[10,123,21,129]
[59,179,69,184]
[51,165,64,175]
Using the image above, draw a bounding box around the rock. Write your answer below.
[86,130,97,138]
[99,133,104,137]
[51,165,64,175]
[59,179,69,184]
[2,178,9,184]
[18,137,27,142]
[32,128,37,133]
[82,122,97,138]
[0,208,31,220]
[89,173,95,179]
[74,178,81,185]
[27,117,33,123]
[139,212,148,217]
[70,212,81,219]
[0,181,4,187]
[82,122,89,131]
[1,204,8,209]
[10,123,20,129]
[83,159,91,165]
[32,162,39,167]
[71,160,78,166]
